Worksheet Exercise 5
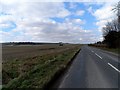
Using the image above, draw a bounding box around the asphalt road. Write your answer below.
[59,45,120,88]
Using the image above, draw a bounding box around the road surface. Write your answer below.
[59,45,120,88]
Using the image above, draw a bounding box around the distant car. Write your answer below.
[59,42,63,46]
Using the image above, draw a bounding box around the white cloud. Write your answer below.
[57,9,71,18]
[76,10,85,16]
[1,0,119,3]
[1,0,110,43]
[1,16,98,43]
[0,23,10,28]
[47,0,118,3]
[91,2,118,32]
[73,19,85,25]
[95,20,108,32]
[65,18,85,25]
[87,6,94,14]
[1,2,71,19]
[93,4,115,20]
[69,2,77,9]
[79,38,82,40]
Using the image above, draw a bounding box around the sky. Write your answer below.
[0,0,119,44]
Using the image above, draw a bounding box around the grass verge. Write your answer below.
[89,45,120,54]
[96,47,120,54]
[2,45,81,89]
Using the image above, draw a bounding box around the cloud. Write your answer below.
[65,18,85,25]
[69,2,77,9]
[0,23,11,29]
[0,21,16,31]
[90,2,118,32]
[93,4,115,20]
[56,9,71,18]
[1,0,119,3]
[1,16,98,43]
[73,18,86,25]
[1,2,71,19]
[76,10,85,16]
[87,6,94,14]
[1,0,109,43]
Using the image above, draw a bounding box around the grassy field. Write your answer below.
[2,44,81,89]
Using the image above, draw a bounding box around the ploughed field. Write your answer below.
[2,44,81,88]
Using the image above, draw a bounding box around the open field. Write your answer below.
[2,44,75,61]
[2,44,81,88]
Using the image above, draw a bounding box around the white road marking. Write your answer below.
[108,63,120,73]
[95,53,102,59]
[91,50,94,53]
[59,74,69,88]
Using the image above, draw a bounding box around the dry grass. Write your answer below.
[2,44,81,88]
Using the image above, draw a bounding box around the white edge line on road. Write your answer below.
[59,74,69,88]
[95,53,102,59]
[91,50,94,53]
[108,63,120,73]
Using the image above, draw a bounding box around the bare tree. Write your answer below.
[102,1,120,48]
[103,19,118,37]
[112,1,120,29]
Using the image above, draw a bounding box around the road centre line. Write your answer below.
[108,63,120,73]
[95,53,102,59]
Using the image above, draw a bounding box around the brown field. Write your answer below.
[2,44,81,88]
[2,44,78,61]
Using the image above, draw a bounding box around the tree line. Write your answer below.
[89,1,120,48]
[102,1,120,48]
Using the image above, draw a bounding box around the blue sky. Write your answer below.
[0,0,118,43]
